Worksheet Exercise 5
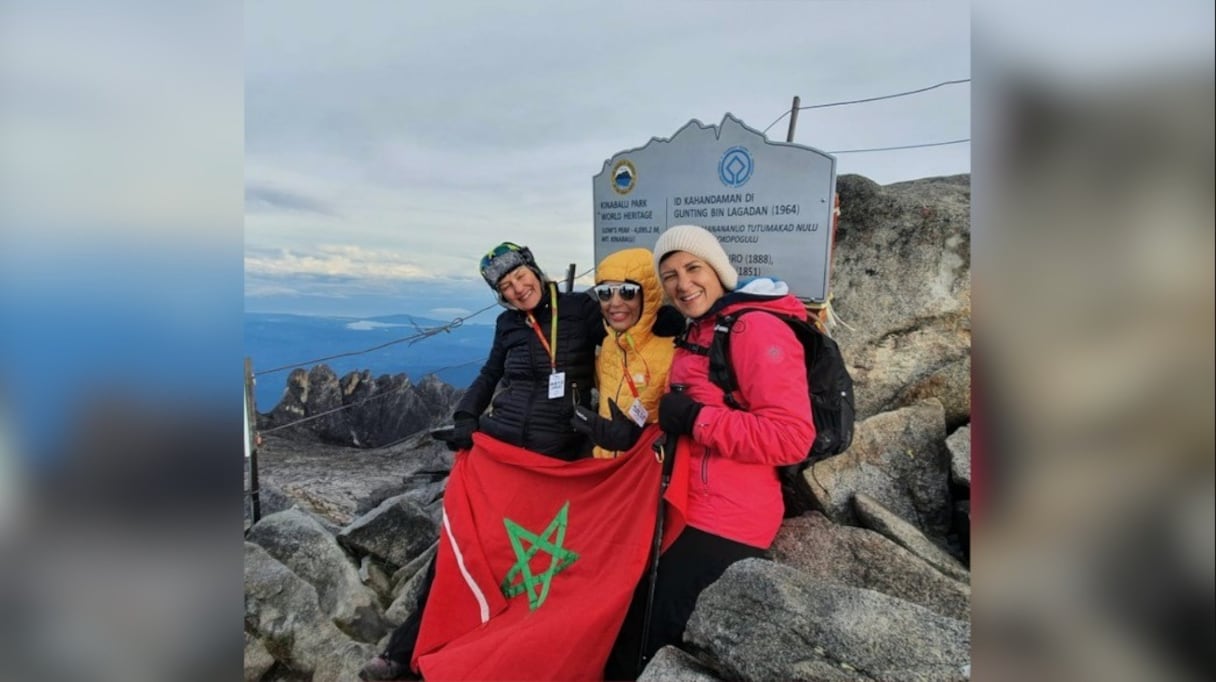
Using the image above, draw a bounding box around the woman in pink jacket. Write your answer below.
[607,224,816,679]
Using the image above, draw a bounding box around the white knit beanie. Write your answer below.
[653,224,738,291]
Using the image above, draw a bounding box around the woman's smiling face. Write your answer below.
[659,251,724,319]
[596,280,642,332]
[497,266,543,311]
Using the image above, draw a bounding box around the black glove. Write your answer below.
[659,391,703,435]
[449,412,478,451]
[571,400,643,452]
[651,304,687,338]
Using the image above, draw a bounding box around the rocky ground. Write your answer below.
[246,431,452,531]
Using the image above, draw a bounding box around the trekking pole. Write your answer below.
[637,384,684,675]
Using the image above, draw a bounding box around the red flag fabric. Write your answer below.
[413,427,687,681]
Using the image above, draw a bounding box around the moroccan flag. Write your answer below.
[412,427,688,680]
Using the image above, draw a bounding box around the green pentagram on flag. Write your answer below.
[500,500,580,610]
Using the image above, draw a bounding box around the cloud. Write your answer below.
[243,281,302,297]
[344,320,406,330]
[244,269,498,318]
[245,184,335,215]
[244,244,456,281]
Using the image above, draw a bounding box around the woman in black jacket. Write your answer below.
[449,241,606,460]
[359,242,604,681]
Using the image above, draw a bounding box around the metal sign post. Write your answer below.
[786,95,800,143]
[244,357,261,526]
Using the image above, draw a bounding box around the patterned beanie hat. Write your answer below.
[653,224,738,291]
[480,242,543,291]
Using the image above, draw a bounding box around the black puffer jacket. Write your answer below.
[456,282,605,460]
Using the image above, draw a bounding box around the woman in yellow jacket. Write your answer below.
[571,247,678,458]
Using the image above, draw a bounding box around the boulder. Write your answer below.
[244,631,275,682]
[946,424,971,487]
[771,513,970,620]
[338,481,444,569]
[246,508,389,643]
[386,543,438,626]
[684,558,971,682]
[244,543,373,680]
[853,493,970,581]
[807,399,953,539]
[831,174,971,427]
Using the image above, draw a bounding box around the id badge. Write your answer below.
[548,371,566,399]
[627,400,648,427]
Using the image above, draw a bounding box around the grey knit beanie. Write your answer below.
[653,224,738,291]
[480,242,543,290]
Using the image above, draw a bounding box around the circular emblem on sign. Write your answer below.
[611,159,637,195]
[718,146,753,188]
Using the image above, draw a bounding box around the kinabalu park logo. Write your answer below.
[611,159,636,195]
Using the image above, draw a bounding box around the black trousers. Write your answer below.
[604,525,766,681]
[383,557,436,667]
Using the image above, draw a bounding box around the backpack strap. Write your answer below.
[679,310,803,411]
[708,309,812,411]
[673,335,711,356]
[706,315,741,409]
[674,315,742,406]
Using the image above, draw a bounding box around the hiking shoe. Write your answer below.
[358,654,411,681]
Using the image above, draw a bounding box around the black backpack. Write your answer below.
[676,308,855,517]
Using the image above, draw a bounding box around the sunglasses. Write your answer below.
[593,283,641,302]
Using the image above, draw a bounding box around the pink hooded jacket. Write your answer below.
[667,279,816,549]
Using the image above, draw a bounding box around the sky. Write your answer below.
[244,0,972,319]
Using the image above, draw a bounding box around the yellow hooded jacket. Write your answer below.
[593,248,675,459]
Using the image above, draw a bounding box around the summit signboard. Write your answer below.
[592,113,836,301]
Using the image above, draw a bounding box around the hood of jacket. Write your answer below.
[596,248,664,345]
[698,277,808,321]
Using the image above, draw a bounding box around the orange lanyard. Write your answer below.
[525,285,559,371]
[619,332,650,398]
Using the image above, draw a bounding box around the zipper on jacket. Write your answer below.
[701,453,710,484]
[617,335,629,407]
[522,322,537,434]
